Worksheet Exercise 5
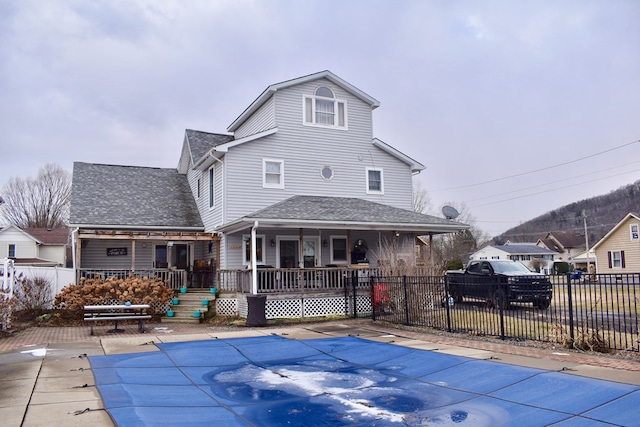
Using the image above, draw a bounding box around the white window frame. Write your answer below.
[330,236,348,264]
[8,244,16,258]
[243,234,265,265]
[302,89,348,130]
[630,224,639,241]
[208,166,215,209]
[263,159,284,189]
[366,167,384,194]
[611,250,623,268]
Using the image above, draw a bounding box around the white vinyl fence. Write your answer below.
[15,266,76,298]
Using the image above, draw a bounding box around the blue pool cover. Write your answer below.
[89,336,639,426]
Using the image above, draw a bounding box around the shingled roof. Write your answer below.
[217,195,468,234]
[23,227,69,245]
[185,129,234,163]
[69,162,203,229]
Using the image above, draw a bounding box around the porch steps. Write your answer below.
[162,289,216,324]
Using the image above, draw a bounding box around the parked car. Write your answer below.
[446,260,553,309]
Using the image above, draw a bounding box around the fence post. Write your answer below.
[499,282,505,340]
[403,276,410,325]
[566,273,574,345]
[352,270,358,318]
[370,276,376,321]
[445,275,452,332]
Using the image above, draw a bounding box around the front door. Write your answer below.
[173,244,190,270]
[279,240,298,268]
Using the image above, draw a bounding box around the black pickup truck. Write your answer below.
[446,260,553,309]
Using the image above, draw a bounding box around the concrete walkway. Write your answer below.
[1,319,639,426]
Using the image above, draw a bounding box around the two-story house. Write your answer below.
[69,71,467,291]
[536,231,585,263]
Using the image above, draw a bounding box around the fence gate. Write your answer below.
[344,270,373,318]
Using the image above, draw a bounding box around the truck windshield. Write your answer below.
[492,262,533,274]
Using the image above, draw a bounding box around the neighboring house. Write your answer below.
[571,249,596,272]
[69,71,468,282]
[0,225,70,266]
[471,242,558,272]
[536,231,585,263]
[591,213,640,274]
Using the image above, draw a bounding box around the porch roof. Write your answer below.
[69,162,204,230]
[216,195,468,234]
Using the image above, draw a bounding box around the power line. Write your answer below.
[469,168,640,208]
[466,160,640,203]
[431,139,639,192]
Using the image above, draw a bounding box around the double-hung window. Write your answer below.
[263,159,284,189]
[631,224,639,241]
[304,86,347,129]
[8,244,16,258]
[366,167,383,194]
[608,250,625,269]
[330,237,347,264]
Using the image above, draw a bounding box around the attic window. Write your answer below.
[303,87,347,129]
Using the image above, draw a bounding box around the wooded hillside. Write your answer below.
[493,180,640,245]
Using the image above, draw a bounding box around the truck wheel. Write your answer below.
[535,299,551,309]
[491,288,508,310]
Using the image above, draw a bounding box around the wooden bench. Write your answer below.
[84,304,151,336]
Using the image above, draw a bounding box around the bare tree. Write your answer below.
[0,164,71,228]
[427,202,489,272]
[412,179,432,214]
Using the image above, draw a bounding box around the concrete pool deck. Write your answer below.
[1,318,639,426]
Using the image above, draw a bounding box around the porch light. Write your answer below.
[323,239,328,247]
[270,239,275,247]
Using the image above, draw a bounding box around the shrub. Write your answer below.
[54,275,174,320]
[14,275,53,319]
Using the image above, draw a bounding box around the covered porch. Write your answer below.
[73,229,219,289]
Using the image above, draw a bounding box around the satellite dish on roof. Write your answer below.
[442,205,460,220]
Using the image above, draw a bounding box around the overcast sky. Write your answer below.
[1,0,638,237]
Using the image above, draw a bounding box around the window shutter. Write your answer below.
[608,251,612,268]
[621,251,626,268]
[338,102,345,127]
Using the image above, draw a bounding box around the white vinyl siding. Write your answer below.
[234,96,276,139]
[221,80,413,224]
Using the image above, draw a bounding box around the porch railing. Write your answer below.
[77,269,188,290]
[217,266,441,294]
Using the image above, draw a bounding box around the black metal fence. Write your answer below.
[370,273,640,352]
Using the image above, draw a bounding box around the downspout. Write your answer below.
[251,221,259,295]
[71,228,78,271]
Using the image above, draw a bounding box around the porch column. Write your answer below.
[299,228,304,268]
[130,239,136,271]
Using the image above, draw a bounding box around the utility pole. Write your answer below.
[582,210,591,273]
